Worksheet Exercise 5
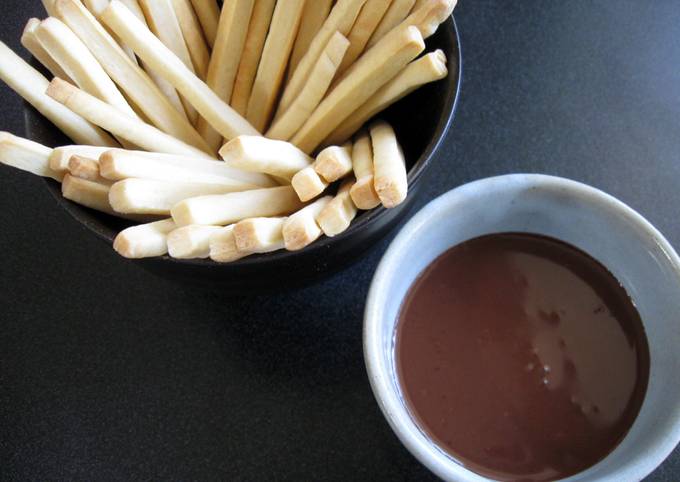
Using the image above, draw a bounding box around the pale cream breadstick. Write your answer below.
[325,49,447,145]
[349,130,381,209]
[282,196,333,251]
[198,0,255,151]
[102,149,275,187]
[291,167,329,202]
[21,19,74,84]
[209,225,250,263]
[68,155,104,181]
[49,145,110,172]
[35,18,137,119]
[245,0,306,132]
[171,186,304,227]
[266,31,350,142]
[370,120,407,207]
[114,218,177,258]
[82,0,139,64]
[167,225,222,259]
[314,142,354,183]
[292,26,425,153]
[219,136,313,181]
[317,178,358,237]
[109,178,253,215]
[286,0,333,82]
[337,0,393,75]
[0,133,62,181]
[230,0,276,116]
[366,0,416,48]
[62,173,120,215]
[189,0,219,48]
[171,0,210,80]
[233,217,286,254]
[0,42,117,147]
[102,1,261,141]
[47,78,211,158]
[139,0,199,124]
[54,0,210,151]
[43,0,58,16]
[277,0,368,117]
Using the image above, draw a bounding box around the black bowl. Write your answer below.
[25,16,462,292]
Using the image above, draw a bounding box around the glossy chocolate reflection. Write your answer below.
[396,233,649,481]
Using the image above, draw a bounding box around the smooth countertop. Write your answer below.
[1,1,678,480]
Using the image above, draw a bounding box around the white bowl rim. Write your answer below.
[363,173,680,482]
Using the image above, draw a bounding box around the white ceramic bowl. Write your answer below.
[364,174,680,482]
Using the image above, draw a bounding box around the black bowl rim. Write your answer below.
[36,15,463,268]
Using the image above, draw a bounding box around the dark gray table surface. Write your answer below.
[1,1,678,480]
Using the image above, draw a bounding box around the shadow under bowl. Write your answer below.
[25,17,462,293]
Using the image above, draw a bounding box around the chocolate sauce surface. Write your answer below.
[395,233,649,482]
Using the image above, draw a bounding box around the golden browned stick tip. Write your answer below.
[21,18,74,84]
[366,0,416,48]
[68,155,103,182]
[291,25,425,154]
[102,0,261,142]
[398,0,457,40]
[230,0,276,117]
[46,78,211,159]
[267,31,350,142]
[370,120,407,208]
[349,130,381,209]
[209,224,251,263]
[172,0,210,80]
[286,0,333,82]
[282,196,333,251]
[49,145,111,172]
[245,0,306,132]
[0,132,62,181]
[109,178,252,215]
[314,142,354,183]
[114,218,177,258]
[171,186,304,227]
[337,0,393,75]
[317,178,358,237]
[277,0,368,117]
[55,0,210,151]
[233,217,286,254]
[291,166,329,202]
[0,41,118,147]
[167,224,223,259]
[325,49,448,145]
[189,0,219,48]
[219,136,313,181]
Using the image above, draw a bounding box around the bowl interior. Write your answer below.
[364,174,680,482]
[25,17,462,269]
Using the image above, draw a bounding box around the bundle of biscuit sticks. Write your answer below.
[0,0,455,261]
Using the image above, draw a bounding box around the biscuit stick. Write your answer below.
[82,0,139,64]
[171,186,303,227]
[42,0,58,16]
[219,136,313,181]
[21,19,74,84]
[230,0,276,116]
[314,142,354,183]
[0,133,62,181]
[102,1,261,141]
[291,166,329,202]
[114,218,177,258]
[62,173,121,215]
[287,0,333,81]
[282,196,333,251]
[245,0,306,132]
[325,49,447,145]
[47,78,211,158]
[189,0,219,48]
[49,145,111,172]
[68,155,104,181]
[317,177,358,237]
[172,0,210,80]
[0,41,118,147]
[167,224,223,258]
[366,0,416,48]
[277,0,367,117]
[233,217,286,254]
[266,31,350,141]
[370,120,407,207]
[209,225,249,263]
[337,0,392,75]
[291,25,424,154]
[349,130,381,209]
